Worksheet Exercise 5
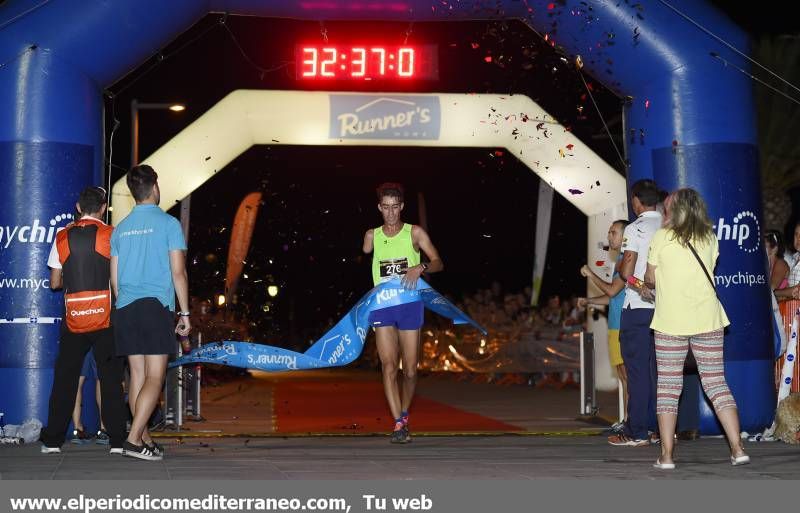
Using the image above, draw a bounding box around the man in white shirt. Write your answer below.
[608,179,663,446]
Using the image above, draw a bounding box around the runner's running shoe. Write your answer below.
[390,422,410,444]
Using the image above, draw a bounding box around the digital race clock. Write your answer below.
[295,45,438,80]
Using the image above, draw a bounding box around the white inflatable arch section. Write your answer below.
[111,90,626,390]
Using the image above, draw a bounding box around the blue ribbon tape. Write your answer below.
[169,278,486,371]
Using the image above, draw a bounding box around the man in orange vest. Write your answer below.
[40,186,126,454]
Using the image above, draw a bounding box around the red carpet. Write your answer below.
[273,378,522,433]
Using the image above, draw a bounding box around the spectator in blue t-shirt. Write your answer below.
[110,164,191,461]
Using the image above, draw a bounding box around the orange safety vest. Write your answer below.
[56,218,113,333]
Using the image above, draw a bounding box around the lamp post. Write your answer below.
[130,100,185,167]
[129,99,187,431]
[128,99,190,238]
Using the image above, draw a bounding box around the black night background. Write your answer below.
[104,4,800,347]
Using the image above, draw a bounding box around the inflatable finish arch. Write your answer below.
[0,0,773,434]
[111,90,628,396]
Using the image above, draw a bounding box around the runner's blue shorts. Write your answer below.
[368,301,424,330]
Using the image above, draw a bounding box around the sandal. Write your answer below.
[653,458,676,470]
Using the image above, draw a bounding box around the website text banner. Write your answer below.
[0,480,786,513]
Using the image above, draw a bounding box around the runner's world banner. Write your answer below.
[329,95,441,140]
[170,278,485,372]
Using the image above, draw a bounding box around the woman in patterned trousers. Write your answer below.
[644,188,749,469]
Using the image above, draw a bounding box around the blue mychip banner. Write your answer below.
[169,278,485,372]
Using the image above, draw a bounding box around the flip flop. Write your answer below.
[731,454,750,466]
[653,458,675,470]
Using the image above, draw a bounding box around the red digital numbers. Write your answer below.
[351,48,366,77]
[301,47,317,77]
[297,45,437,80]
[320,47,337,77]
[398,48,414,77]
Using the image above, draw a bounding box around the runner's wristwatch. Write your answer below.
[177,311,191,317]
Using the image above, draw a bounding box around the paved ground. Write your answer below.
[2,371,798,479]
[172,369,621,435]
[2,435,799,480]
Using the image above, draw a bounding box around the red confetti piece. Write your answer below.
[566,144,574,150]
[494,150,504,157]
[547,2,556,9]
[484,56,492,63]
[596,260,605,267]
[471,42,480,49]
[568,189,584,195]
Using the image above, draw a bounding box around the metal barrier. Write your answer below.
[163,333,203,430]
[579,332,597,416]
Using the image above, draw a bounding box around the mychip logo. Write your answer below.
[714,210,760,254]
[0,213,74,249]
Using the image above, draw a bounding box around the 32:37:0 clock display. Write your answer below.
[295,45,438,80]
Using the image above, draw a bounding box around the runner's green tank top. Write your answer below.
[372,223,420,286]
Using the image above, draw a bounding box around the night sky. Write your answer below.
[103,7,799,343]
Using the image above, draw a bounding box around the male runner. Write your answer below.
[362,183,443,443]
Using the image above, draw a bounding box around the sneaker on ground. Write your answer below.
[609,421,626,434]
[122,441,162,461]
[390,423,409,444]
[607,433,649,447]
[95,429,110,445]
[109,447,123,455]
[649,432,661,445]
[40,445,61,454]
[144,440,164,457]
[70,429,92,445]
